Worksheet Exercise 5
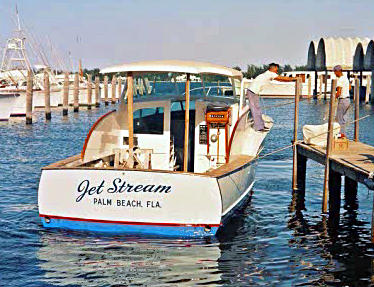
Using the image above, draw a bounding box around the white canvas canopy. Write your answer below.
[100,60,243,79]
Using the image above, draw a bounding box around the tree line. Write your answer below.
[81,64,308,81]
[232,64,307,79]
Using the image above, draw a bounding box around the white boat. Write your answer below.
[0,92,19,120]
[38,60,273,237]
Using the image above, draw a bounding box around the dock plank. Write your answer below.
[297,141,374,184]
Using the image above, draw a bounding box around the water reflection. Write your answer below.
[288,187,374,286]
[37,231,221,286]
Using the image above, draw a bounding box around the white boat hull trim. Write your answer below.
[38,159,255,237]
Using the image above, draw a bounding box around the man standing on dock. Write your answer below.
[333,65,350,137]
[247,63,298,131]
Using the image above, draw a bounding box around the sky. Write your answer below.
[0,0,373,70]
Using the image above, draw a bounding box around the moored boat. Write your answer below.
[38,60,273,237]
[0,92,20,120]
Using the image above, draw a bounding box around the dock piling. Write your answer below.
[318,74,323,99]
[73,73,79,112]
[372,193,374,243]
[314,71,318,97]
[117,77,122,100]
[87,74,92,110]
[365,76,371,104]
[104,75,109,106]
[322,79,337,213]
[344,177,358,209]
[354,77,360,141]
[94,76,100,107]
[111,75,117,104]
[371,69,374,104]
[328,168,342,217]
[63,72,69,116]
[111,75,117,105]
[307,75,312,98]
[292,78,302,191]
[44,71,51,120]
[26,71,33,124]
[296,149,307,192]
[324,71,328,100]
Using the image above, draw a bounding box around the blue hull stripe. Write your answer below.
[41,217,219,238]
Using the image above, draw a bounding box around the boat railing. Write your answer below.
[182,85,233,97]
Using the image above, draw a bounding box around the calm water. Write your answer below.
[1,98,374,286]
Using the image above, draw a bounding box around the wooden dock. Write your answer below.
[297,141,374,185]
[291,78,374,242]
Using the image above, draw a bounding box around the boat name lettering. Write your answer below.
[76,178,172,202]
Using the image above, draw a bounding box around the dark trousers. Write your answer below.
[246,89,264,131]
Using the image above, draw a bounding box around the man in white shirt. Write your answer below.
[247,63,298,131]
[333,65,351,136]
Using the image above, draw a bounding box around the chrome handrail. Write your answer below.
[182,85,232,96]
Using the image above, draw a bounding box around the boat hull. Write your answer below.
[38,160,256,237]
[0,93,19,120]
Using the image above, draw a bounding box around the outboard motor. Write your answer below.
[205,102,231,164]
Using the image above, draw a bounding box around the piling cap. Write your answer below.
[333,65,342,72]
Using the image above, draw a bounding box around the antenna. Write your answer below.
[1,4,32,83]
[15,4,21,32]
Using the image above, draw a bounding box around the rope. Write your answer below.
[261,96,310,110]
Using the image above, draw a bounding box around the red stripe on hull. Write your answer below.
[39,214,221,227]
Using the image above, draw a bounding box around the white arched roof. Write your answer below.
[315,37,371,70]
[307,41,317,70]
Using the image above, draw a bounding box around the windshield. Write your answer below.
[128,73,232,98]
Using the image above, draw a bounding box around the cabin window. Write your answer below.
[134,107,164,134]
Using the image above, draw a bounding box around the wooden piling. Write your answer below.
[328,169,342,216]
[104,75,109,106]
[26,71,33,124]
[63,72,69,116]
[111,75,117,104]
[365,75,371,104]
[344,176,358,209]
[372,193,374,243]
[87,74,92,110]
[292,78,302,191]
[318,74,323,99]
[360,70,363,99]
[371,69,374,104]
[314,71,318,97]
[44,71,51,120]
[324,70,328,100]
[73,73,79,112]
[117,77,122,100]
[296,149,307,192]
[94,76,100,107]
[184,73,191,172]
[307,75,312,97]
[322,79,337,213]
[354,77,360,142]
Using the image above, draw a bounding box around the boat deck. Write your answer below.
[43,153,254,179]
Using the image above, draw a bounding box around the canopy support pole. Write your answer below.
[184,73,191,172]
[127,72,134,152]
[239,79,244,116]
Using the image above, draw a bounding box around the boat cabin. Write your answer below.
[81,60,267,174]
